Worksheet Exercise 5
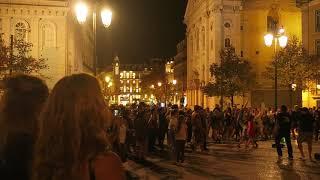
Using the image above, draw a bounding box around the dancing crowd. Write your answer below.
[0,74,319,180]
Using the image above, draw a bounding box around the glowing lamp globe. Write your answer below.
[101,8,112,28]
[75,2,88,24]
[264,34,273,47]
[279,35,288,48]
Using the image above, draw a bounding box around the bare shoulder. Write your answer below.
[94,152,125,180]
[96,152,121,163]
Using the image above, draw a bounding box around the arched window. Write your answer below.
[15,22,28,41]
[267,7,279,33]
[225,38,231,48]
[41,22,56,48]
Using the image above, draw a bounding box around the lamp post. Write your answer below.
[75,1,112,76]
[172,79,177,104]
[104,75,112,104]
[264,27,288,109]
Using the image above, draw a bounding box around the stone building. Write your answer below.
[300,0,320,107]
[185,0,302,108]
[101,56,152,105]
[173,39,187,106]
[0,0,94,88]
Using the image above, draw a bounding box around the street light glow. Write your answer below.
[172,79,177,85]
[75,2,88,24]
[101,8,112,28]
[279,35,288,48]
[158,82,162,87]
[279,27,285,34]
[105,76,111,83]
[264,34,273,47]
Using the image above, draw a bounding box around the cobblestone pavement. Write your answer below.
[124,141,320,180]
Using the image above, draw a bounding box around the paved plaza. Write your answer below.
[125,141,320,180]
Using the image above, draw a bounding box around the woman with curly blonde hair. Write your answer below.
[32,74,125,180]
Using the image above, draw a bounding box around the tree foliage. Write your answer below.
[202,47,256,105]
[264,36,320,89]
[0,34,48,78]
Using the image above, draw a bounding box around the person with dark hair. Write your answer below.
[0,74,49,180]
[175,115,187,165]
[135,102,148,161]
[158,107,167,150]
[191,105,203,151]
[32,74,125,180]
[274,105,293,160]
[297,107,315,160]
[186,109,193,143]
[147,105,159,152]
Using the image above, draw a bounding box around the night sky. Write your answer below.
[97,0,187,67]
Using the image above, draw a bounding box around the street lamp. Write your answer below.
[264,27,288,109]
[74,1,112,76]
[101,8,112,28]
[158,82,162,87]
[75,2,88,24]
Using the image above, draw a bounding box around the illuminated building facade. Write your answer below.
[300,0,320,107]
[0,0,95,88]
[103,56,151,105]
[185,0,302,108]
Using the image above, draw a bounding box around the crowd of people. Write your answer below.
[0,74,319,180]
[108,102,320,164]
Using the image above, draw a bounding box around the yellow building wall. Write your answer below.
[243,5,302,86]
[242,1,302,108]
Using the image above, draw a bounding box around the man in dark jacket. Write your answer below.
[275,105,293,160]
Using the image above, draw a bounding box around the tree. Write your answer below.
[140,65,166,102]
[264,36,320,107]
[0,34,48,78]
[265,36,320,89]
[202,47,256,107]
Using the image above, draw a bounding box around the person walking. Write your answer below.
[168,107,179,152]
[191,106,203,151]
[158,107,167,150]
[297,108,315,161]
[245,113,258,148]
[147,106,159,153]
[135,103,148,161]
[274,105,293,161]
[175,115,187,165]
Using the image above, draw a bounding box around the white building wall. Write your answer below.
[0,0,94,88]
